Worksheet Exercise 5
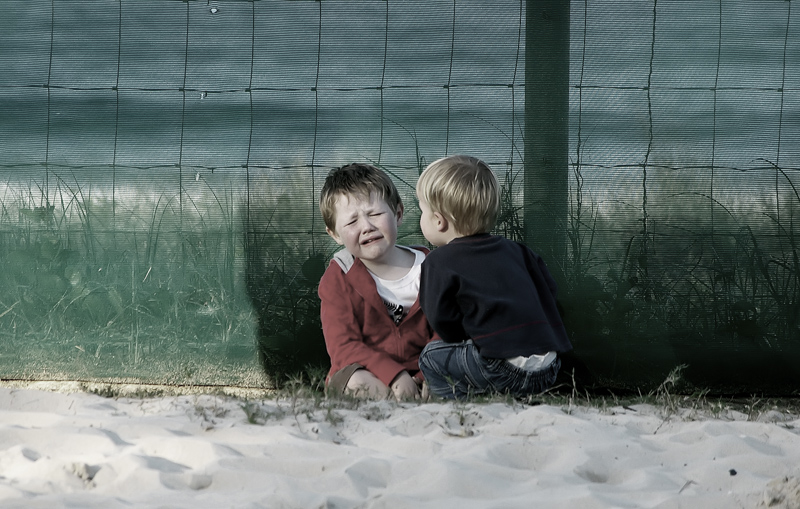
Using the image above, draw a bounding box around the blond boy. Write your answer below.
[416,155,572,399]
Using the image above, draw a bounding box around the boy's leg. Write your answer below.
[345,369,390,399]
[326,363,363,396]
[482,356,562,397]
[327,364,389,399]
[419,340,562,399]
[418,340,494,399]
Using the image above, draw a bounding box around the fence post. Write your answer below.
[524,0,569,274]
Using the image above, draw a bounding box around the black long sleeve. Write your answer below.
[419,234,571,359]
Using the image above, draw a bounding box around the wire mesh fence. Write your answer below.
[0,0,797,393]
[565,1,799,393]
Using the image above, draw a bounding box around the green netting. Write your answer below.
[0,0,798,394]
[565,1,800,394]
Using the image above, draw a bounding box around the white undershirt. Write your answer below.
[369,248,424,324]
[506,351,557,372]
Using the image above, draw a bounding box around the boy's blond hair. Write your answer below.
[417,155,500,236]
[319,163,402,231]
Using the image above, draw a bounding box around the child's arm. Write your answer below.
[522,245,560,299]
[419,260,468,343]
[319,268,409,387]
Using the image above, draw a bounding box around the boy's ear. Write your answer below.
[325,226,344,245]
[395,203,405,226]
[434,212,449,232]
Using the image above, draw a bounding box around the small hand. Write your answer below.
[390,371,420,401]
[420,379,430,402]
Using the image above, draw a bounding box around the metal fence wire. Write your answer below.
[0,0,797,393]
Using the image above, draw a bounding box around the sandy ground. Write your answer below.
[0,382,799,508]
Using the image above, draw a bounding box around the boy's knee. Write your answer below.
[345,369,390,400]
[419,339,445,362]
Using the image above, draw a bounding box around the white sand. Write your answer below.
[0,383,799,509]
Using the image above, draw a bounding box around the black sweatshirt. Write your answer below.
[419,234,572,359]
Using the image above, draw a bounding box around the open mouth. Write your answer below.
[361,236,381,245]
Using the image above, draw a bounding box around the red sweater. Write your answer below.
[318,247,433,387]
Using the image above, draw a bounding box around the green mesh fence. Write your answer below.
[0,0,798,394]
[565,1,800,394]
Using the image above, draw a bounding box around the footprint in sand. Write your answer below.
[343,457,391,498]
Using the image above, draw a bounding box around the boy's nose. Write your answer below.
[359,216,376,232]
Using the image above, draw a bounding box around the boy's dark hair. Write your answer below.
[319,163,402,231]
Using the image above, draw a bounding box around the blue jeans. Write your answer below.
[419,340,561,400]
